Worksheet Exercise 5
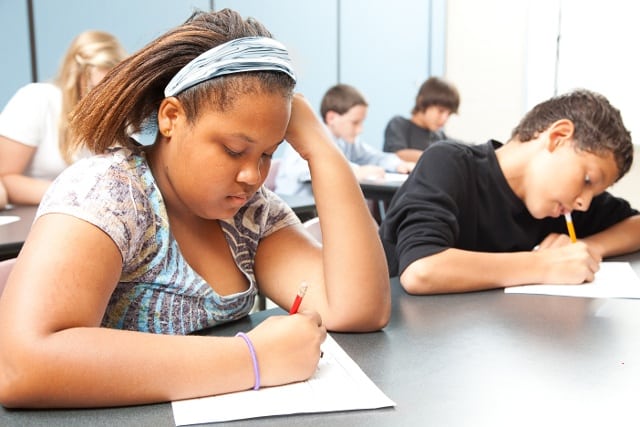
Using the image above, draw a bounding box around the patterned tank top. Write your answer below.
[37,147,299,334]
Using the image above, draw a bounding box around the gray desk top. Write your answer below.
[277,193,316,211]
[358,178,403,203]
[0,205,37,259]
[3,254,640,426]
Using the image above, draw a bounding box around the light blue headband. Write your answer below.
[164,36,296,97]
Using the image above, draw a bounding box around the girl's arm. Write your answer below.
[0,214,325,408]
[255,94,391,332]
[0,179,7,209]
[0,136,51,205]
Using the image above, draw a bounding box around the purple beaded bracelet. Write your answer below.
[236,332,260,390]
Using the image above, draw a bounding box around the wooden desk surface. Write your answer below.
[3,255,640,426]
[0,205,37,260]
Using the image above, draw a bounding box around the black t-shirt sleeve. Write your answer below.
[383,117,408,153]
[380,142,471,276]
[572,192,638,237]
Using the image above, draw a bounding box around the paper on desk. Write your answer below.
[505,262,640,298]
[362,172,408,183]
[0,216,19,226]
[383,172,409,182]
[171,334,395,426]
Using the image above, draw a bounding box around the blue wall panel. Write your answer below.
[0,1,32,107]
[215,0,338,119]
[216,0,446,151]
[32,0,210,82]
[340,0,433,149]
[215,0,338,158]
[1,0,445,154]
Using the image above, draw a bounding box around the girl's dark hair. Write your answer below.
[69,8,296,153]
[511,89,633,180]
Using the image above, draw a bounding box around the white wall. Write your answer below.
[445,0,638,147]
[444,0,530,145]
[555,0,640,142]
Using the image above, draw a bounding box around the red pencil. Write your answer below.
[289,281,308,314]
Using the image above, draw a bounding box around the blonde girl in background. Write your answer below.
[0,30,126,205]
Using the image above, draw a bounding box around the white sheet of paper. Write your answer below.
[505,262,640,298]
[171,334,395,426]
[0,216,20,226]
[362,173,408,183]
[383,172,409,182]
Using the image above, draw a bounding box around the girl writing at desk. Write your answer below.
[0,9,390,408]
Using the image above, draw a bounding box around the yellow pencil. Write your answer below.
[564,212,577,243]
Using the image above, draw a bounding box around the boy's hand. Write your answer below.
[537,232,574,249]
[396,161,415,174]
[536,240,602,284]
[354,165,385,181]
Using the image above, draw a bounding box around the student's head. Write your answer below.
[70,9,296,218]
[320,84,368,143]
[56,30,127,99]
[56,30,127,162]
[512,89,632,182]
[411,77,460,132]
[511,90,632,218]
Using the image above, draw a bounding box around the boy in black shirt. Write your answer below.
[382,76,460,163]
[379,89,640,294]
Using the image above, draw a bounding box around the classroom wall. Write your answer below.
[0,0,209,107]
[0,0,445,153]
[443,0,529,144]
[444,0,639,149]
[554,0,640,143]
[214,0,447,152]
[443,0,640,210]
[31,0,211,82]
[2,1,637,151]
[0,1,32,108]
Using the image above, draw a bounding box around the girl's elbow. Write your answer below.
[326,296,391,332]
[0,385,25,409]
[362,278,392,330]
[373,304,391,330]
[0,357,34,408]
[358,302,391,331]
[363,277,391,330]
[0,338,49,408]
[328,311,389,332]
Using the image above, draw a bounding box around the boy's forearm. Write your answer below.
[583,215,640,258]
[394,148,422,163]
[399,249,549,294]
